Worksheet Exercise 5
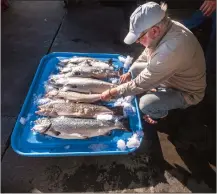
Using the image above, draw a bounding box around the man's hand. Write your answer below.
[200,0,216,16]
[100,88,118,101]
[120,72,131,83]
[100,90,111,101]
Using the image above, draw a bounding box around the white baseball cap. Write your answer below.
[124,2,166,45]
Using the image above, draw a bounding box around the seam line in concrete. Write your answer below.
[46,10,67,54]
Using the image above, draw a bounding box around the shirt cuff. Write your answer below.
[116,83,128,96]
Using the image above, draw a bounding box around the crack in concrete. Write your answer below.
[46,10,67,54]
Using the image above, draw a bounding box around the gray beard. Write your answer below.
[147,17,172,50]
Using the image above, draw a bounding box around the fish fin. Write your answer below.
[69,133,89,139]
[109,106,123,116]
[102,131,113,136]
[118,118,131,132]
[118,67,124,76]
[50,129,61,136]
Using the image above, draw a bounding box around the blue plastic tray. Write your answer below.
[11,52,143,157]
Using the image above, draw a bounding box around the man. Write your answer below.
[101,2,206,124]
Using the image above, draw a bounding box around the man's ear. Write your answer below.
[152,26,160,37]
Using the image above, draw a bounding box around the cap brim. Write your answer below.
[124,32,140,45]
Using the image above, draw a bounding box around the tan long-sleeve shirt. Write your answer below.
[117,20,206,105]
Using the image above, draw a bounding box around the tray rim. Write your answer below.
[11,52,143,157]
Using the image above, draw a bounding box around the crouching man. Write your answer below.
[101,2,206,124]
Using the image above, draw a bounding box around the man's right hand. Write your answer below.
[119,72,132,83]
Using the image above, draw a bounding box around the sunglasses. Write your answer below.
[137,30,149,42]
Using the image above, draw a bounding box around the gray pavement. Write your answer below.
[2,1,216,193]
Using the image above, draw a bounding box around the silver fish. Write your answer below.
[32,117,130,139]
[49,77,117,94]
[36,100,123,118]
[46,89,101,103]
[59,61,114,74]
[59,57,96,66]
[59,57,114,70]
[55,66,120,79]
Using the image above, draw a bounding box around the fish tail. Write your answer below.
[109,106,123,116]
[118,118,131,132]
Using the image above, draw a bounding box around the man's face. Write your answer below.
[136,26,161,47]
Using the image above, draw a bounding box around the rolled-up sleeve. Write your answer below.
[117,42,182,96]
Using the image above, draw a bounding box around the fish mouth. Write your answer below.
[33,119,52,134]
[46,89,58,97]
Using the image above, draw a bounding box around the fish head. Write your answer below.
[49,78,58,86]
[70,67,83,76]
[37,103,51,110]
[32,118,51,134]
[49,74,65,80]
[60,67,72,73]
[58,58,69,66]
[55,78,67,85]
[46,89,58,97]
[49,77,66,87]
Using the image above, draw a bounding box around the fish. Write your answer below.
[52,66,121,79]
[49,77,117,94]
[59,57,96,66]
[35,100,123,118]
[32,117,130,139]
[58,57,114,70]
[59,61,115,74]
[46,89,101,103]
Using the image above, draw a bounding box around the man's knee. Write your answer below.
[139,94,158,113]
[139,93,169,119]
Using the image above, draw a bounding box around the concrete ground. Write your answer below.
[2,1,216,193]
